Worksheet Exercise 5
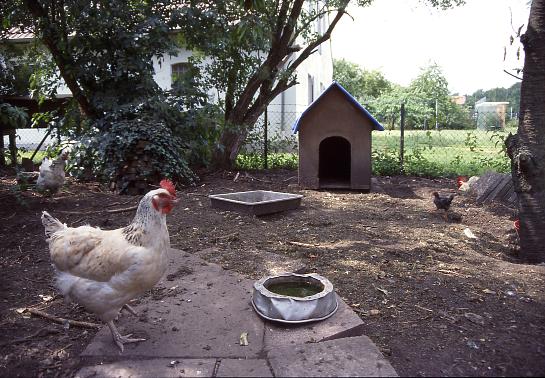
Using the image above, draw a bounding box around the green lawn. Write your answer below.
[371,128,512,176]
[3,150,47,166]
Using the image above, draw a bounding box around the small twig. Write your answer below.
[415,304,434,312]
[106,205,138,214]
[288,241,319,248]
[282,176,298,182]
[24,308,101,329]
[105,198,135,208]
[243,172,273,183]
[57,205,138,215]
[215,232,239,241]
[233,172,240,182]
[53,343,73,355]
[0,328,60,346]
[438,269,460,276]
[503,69,523,81]
[1,212,16,220]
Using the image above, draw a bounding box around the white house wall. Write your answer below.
[153,40,332,142]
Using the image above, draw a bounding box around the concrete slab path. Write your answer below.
[76,249,397,377]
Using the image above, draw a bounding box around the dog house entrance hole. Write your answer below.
[319,136,351,188]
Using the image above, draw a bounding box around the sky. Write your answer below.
[330,0,531,95]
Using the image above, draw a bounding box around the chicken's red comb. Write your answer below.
[160,179,176,196]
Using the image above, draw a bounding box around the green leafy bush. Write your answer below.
[235,153,298,170]
[372,149,400,176]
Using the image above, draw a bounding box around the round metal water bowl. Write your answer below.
[252,272,338,323]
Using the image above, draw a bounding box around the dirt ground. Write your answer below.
[1,168,544,377]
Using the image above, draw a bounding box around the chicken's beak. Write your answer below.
[170,197,180,205]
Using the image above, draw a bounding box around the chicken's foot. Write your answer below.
[107,321,146,352]
[121,304,138,316]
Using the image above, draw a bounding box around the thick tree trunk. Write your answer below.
[210,1,349,170]
[506,0,545,263]
[212,110,263,170]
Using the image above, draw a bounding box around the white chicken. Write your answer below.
[36,151,69,194]
[41,179,178,352]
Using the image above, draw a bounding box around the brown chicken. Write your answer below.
[433,191,455,221]
[41,179,178,352]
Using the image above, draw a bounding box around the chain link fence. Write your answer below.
[4,105,514,176]
[241,105,514,176]
[2,127,56,151]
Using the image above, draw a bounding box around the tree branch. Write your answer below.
[23,0,99,119]
[286,3,349,76]
[504,69,523,81]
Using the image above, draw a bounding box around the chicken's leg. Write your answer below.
[107,321,146,352]
[443,209,449,222]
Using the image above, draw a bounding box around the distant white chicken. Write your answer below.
[36,151,69,194]
[41,179,178,352]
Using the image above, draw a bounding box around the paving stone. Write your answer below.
[263,294,364,350]
[215,358,273,377]
[79,249,397,377]
[267,336,398,377]
[75,358,215,378]
[81,250,264,359]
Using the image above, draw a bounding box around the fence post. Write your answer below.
[435,98,439,130]
[263,108,268,170]
[399,103,405,174]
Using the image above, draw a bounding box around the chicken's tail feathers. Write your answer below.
[41,211,66,239]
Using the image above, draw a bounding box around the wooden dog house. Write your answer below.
[293,82,384,190]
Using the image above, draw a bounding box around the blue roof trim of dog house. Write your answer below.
[292,81,384,133]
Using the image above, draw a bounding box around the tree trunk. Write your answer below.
[212,110,262,170]
[506,0,545,263]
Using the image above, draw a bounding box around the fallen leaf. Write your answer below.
[482,289,496,295]
[369,309,380,316]
[463,228,477,239]
[239,332,249,346]
[376,287,389,296]
[39,294,53,302]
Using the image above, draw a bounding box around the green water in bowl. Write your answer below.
[266,282,323,297]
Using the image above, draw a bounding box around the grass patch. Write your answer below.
[235,152,298,170]
[3,150,47,166]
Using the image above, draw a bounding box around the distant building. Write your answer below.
[451,95,466,105]
[3,17,333,144]
[475,101,509,130]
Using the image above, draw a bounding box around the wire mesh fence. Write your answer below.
[3,106,514,176]
[241,106,514,176]
[2,127,56,152]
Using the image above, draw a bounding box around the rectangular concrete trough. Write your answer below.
[209,190,303,216]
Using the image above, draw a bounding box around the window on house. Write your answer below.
[308,74,314,105]
[171,62,191,86]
